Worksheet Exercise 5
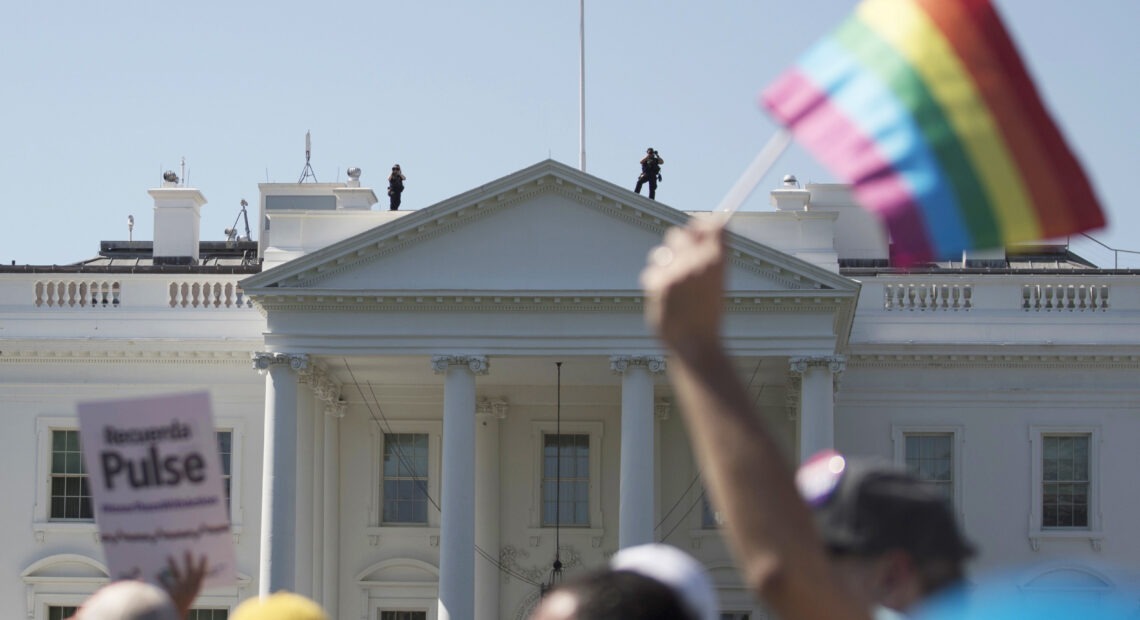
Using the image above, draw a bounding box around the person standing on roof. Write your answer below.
[635,148,664,200]
[388,164,406,211]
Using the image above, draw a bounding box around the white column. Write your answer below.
[294,380,316,597]
[789,356,845,461]
[253,352,309,596]
[475,398,507,620]
[321,400,345,619]
[611,355,666,549]
[432,355,489,620]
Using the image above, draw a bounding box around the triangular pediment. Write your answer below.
[242,160,857,301]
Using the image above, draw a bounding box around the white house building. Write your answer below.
[2,159,1137,620]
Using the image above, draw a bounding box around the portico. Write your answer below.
[240,160,859,620]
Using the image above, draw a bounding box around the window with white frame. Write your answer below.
[530,420,603,531]
[217,430,233,515]
[1041,434,1091,528]
[47,606,78,620]
[1030,426,1101,545]
[370,421,440,529]
[382,433,431,525]
[904,433,954,502]
[542,433,590,526]
[49,430,92,521]
[37,417,242,536]
[380,611,427,620]
[188,610,230,620]
[892,425,963,513]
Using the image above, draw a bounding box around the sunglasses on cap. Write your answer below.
[795,449,847,508]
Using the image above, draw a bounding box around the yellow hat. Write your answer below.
[232,592,328,620]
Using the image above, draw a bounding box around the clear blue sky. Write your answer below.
[2,1,1136,267]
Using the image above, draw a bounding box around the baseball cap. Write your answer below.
[232,592,328,620]
[796,451,975,562]
[609,543,718,620]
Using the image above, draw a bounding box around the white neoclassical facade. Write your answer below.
[2,160,1138,619]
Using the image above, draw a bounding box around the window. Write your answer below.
[37,417,243,539]
[542,434,590,526]
[47,606,77,620]
[380,612,427,620]
[721,614,751,620]
[903,433,954,502]
[529,420,603,534]
[50,430,93,521]
[1041,434,1091,528]
[1029,426,1101,549]
[892,425,963,515]
[217,431,233,513]
[382,433,430,525]
[189,610,230,620]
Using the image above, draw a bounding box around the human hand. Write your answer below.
[161,551,208,619]
[640,217,727,355]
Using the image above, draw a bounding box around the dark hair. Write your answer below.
[546,569,697,620]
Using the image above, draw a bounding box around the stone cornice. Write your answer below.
[789,355,847,375]
[0,349,254,364]
[848,353,1140,369]
[245,291,852,314]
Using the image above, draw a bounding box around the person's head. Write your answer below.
[392,164,401,172]
[797,451,974,612]
[647,147,655,155]
[232,592,328,620]
[74,580,179,620]
[531,544,717,620]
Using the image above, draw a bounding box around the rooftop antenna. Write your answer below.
[578,0,586,172]
[127,215,134,245]
[225,199,253,247]
[298,131,318,183]
[180,157,187,187]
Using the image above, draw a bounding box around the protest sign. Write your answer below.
[77,391,236,588]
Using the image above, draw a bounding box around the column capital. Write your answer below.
[252,352,310,375]
[788,355,846,375]
[324,400,347,418]
[431,355,490,375]
[476,397,509,421]
[609,355,667,374]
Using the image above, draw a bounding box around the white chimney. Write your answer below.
[149,172,207,265]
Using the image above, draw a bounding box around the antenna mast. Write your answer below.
[298,131,318,183]
[578,0,586,172]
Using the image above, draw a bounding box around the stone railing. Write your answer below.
[884,283,972,311]
[34,280,121,308]
[30,280,254,309]
[168,282,254,308]
[1022,284,1108,312]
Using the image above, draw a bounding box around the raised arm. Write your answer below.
[640,218,866,620]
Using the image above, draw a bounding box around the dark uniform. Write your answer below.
[388,165,406,211]
[634,148,664,199]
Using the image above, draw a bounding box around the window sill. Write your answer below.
[525,527,605,549]
[365,526,440,548]
[1028,529,1103,551]
[33,521,97,543]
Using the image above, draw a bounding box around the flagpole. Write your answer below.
[578,0,586,172]
[714,128,793,216]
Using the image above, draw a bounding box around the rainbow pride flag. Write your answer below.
[762,0,1105,264]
